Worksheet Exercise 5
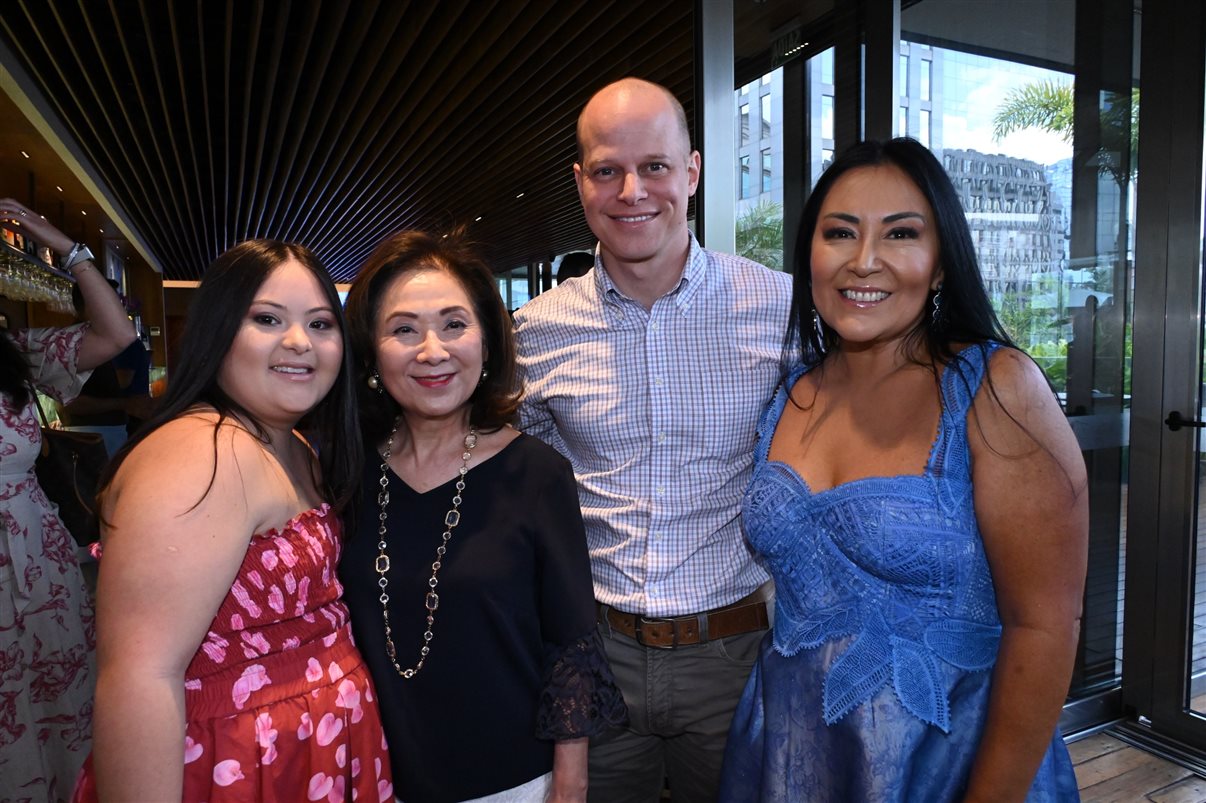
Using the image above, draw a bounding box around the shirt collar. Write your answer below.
[592,232,708,313]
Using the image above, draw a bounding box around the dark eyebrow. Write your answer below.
[252,300,334,315]
[883,211,926,223]
[820,211,925,224]
[383,305,470,321]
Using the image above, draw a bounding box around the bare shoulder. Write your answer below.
[970,345,1084,481]
[106,410,275,524]
[972,347,1063,429]
[984,345,1049,396]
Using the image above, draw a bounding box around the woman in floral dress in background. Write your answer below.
[0,197,136,801]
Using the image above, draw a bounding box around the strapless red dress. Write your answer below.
[73,505,395,802]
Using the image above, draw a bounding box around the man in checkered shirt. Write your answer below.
[514,78,791,802]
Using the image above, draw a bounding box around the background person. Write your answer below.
[0,197,136,802]
[556,251,595,284]
[73,240,393,801]
[719,138,1086,802]
[58,279,153,455]
[513,78,791,802]
[341,230,625,803]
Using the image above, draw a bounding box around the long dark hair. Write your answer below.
[0,331,33,409]
[99,240,362,512]
[344,229,520,450]
[788,137,1016,369]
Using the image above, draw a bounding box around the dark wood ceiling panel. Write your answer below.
[0,0,694,281]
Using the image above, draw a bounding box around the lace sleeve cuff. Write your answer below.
[535,629,628,740]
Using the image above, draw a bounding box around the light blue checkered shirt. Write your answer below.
[514,234,792,617]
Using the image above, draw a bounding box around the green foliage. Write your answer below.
[736,200,784,271]
[1027,339,1069,392]
[996,288,1067,392]
[992,80,1139,185]
[992,80,1076,143]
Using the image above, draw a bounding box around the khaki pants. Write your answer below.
[587,624,766,803]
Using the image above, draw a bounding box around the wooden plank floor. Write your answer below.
[1074,733,1206,802]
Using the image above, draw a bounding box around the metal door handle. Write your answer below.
[1165,410,1206,431]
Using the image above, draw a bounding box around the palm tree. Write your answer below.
[736,199,785,271]
[993,80,1138,184]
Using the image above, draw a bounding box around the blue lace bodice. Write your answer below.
[743,343,1003,733]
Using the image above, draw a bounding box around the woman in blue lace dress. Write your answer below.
[719,139,1087,802]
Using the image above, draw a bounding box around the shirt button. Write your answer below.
[654,377,664,387]
[651,322,659,331]
[656,486,665,496]
[657,432,667,444]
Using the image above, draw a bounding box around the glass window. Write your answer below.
[508,266,530,311]
[899,2,1137,707]
[735,66,784,272]
[495,276,510,311]
[740,103,750,144]
[900,53,909,97]
[900,106,908,137]
[821,94,834,141]
[820,47,834,85]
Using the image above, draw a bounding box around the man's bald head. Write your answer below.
[575,78,691,164]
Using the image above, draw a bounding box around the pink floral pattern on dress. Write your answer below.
[1,325,95,802]
[71,506,394,801]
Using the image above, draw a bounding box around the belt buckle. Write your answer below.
[635,615,676,649]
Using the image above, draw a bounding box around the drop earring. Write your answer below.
[930,284,946,332]
[367,370,383,393]
[812,309,826,344]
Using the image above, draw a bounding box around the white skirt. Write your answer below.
[459,772,553,802]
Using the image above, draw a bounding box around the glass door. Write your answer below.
[1119,0,1206,762]
[898,0,1137,726]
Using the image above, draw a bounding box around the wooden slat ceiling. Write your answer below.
[0,1,695,281]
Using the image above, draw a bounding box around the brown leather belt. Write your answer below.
[597,590,770,649]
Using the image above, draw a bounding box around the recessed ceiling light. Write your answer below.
[475,216,482,222]
[81,210,87,216]
[99,228,104,234]
[56,186,63,192]
[516,192,525,199]
[20,151,29,159]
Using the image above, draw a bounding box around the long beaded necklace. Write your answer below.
[374,420,478,678]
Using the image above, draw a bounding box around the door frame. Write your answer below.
[1117,0,1206,766]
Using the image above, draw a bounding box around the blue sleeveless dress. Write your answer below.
[719,344,1079,802]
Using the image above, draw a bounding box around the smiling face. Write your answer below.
[374,267,485,425]
[810,163,943,352]
[217,259,343,431]
[574,80,700,280]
